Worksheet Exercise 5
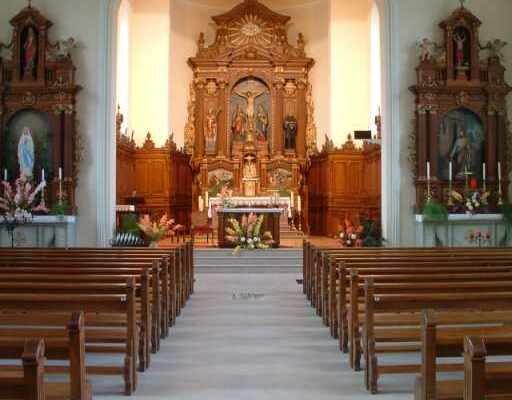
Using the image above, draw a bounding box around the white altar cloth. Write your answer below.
[0,215,78,248]
[207,197,291,218]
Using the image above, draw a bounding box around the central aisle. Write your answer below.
[96,273,411,400]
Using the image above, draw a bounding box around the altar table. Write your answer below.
[217,208,282,248]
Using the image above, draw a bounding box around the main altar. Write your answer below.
[185,0,317,238]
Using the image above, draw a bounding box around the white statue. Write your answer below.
[56,37,78,58]
[18,126,35,178]
[486,39,507,62]
[417,38,439,61]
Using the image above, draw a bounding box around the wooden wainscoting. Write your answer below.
[117,133,192,224]
[308,137,381,236]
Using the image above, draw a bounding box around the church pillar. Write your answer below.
[487,109,497,178]
[217,81,227,158]
[273,80,284,155]
[296,82,307,159]
[195,82,205,157]
[427,108,439,177]
[417,107,428,177]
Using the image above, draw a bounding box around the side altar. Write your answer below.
[217,208,281,248]
[185,0,317,235]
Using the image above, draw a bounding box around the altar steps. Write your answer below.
[194,248,302,274]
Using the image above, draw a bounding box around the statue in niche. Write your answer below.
[231,104,247,142]
[284,115,297,150]
[23,26,37,77]
[18,126,35,178]
[255,105,269,142]
[454,30,467,67]
[204,108,221,153]
[449,127,472,177]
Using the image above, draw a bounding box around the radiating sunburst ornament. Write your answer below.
[228,14,274,47]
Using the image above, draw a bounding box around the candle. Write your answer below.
[449,162,452,181]
[498,162,502,181]
[58,167,62,181]
[426,162,431,180]
[198,196,204,212]
[297,195,302,212]
[205,191,209,208]
[287,205,292,218]
[3,169,6,182]
[290,192,295,208]
[482,163,486,182]
[41,169,45,182]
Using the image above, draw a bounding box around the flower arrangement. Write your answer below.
[0,174,48,247]
[465,229,491,247]
[224,213,274,255]
[450,189,490,214]
[137,214,184,245]
[335,215,385,247]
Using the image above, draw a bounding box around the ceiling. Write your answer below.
[182,0,322,10]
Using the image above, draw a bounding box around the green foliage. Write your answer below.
[51,201,69,216]
[118,213,142,236]
[421,198,449,222]
[500,202,512,225]
[360,215,386,247]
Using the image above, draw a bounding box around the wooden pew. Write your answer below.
[363,282,512,394]
[415,310,512,400]
[0,339,46,400]
[0,312,91,400]
[463,336,512,400]
[0,283,137,395]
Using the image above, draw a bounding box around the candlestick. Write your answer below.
[447,162,453,206]
[482,163,486,191]
[498,162,502,181]
[297,195,302,212]
[426,162,431,200]
[290,191,295,209]
[58,167,62,181]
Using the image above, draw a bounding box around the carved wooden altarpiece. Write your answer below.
[186,0,317,230]
[0,5,81,212]
[410,4,511,212]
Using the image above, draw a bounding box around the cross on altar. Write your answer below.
[27,0,33,7]
[459,0,466,8]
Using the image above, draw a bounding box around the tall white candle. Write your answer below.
[449,162,453,181]
[426,162,431,180]
[482,163,486,181]
[287,205,292,218]
[3,169,6,182]
[498,162,502,180]
[198,196,204,212]
[290,192,295,208]
[41,169,45,182]
[297,195,302,212]
[58,167,62,181]
[205,191,209,208]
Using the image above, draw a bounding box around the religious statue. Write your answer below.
[255,105,268,142]
[485,39,508,62]
[18,126,35,178]
[204,108,221,153]
[284,115,297,150]
[417,38,439,61]
[231,105,247,141]
[23,26,37,77]
[449,127,472,178]
[233,80,268,134]
[454,30,467,67]
[55,37,77,59]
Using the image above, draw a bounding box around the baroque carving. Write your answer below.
[184,83,196,155]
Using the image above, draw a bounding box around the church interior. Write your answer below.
[1,0,512,399]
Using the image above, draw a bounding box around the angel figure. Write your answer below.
[486,39,507,62]
[56,37,78,58]
[417,38,441,61]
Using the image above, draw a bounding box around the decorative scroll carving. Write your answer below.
[184,83,196,155]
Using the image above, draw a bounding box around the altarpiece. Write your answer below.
[186,0,317,233]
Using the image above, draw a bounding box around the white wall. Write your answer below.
[0,0,108,246]
[394,0,512,246]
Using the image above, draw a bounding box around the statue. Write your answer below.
[255,105,268,142]
[18,126,35,178]
[449,127,472,178]
[485,39,507,62]
[23,26,37,77]
[204,108,221,153]
[243,154,257,179]
[231,104,247,141]
[56,37,78,59]
[417,38,439,61]
[454,30,467,67]
[284,115,297,149]
[233,80,268,133]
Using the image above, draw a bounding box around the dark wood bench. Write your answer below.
[415,310,512,400]
[0,312,90,400]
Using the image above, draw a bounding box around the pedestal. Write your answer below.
[415,214,511,247]
[0,216,78,247]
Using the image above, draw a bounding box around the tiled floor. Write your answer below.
[94,273,414,400]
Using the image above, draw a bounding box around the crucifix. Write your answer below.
[459,0,466,8]
[27,0,33,8]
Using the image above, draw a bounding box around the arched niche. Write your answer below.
[4,109,53,179]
